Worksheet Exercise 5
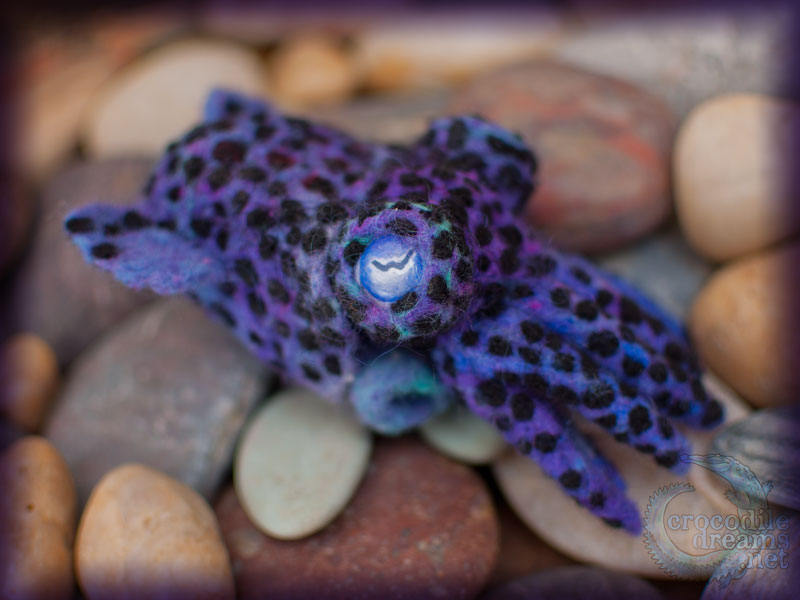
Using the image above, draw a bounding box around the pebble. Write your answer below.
[595,227,713,322]
[674,94,800,261]
[75,463,234,600]
[84,38,265,158]
[1,158,155,365]
[711,407,800,511]
[448,60,674,253]
[270,35,359,108]
[419,405,509,465]
[309,89,450,144]
[483,566,664,600]
[354,15,564,91]
[689,242,800,407]
[700,514,799,600]
[46,298,269,504]
[0,334,60,432]
[217,437,498,600]
[234,387,371,539]
[492,373,748,578]
[551,12,788,120]
[0,437,77,600]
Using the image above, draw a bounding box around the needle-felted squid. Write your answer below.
[64,90,723,533]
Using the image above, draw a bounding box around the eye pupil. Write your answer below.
[359,235,423,302]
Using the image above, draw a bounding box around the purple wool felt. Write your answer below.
[64,89,724,534]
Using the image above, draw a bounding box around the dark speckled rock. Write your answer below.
[216,436,498,600]
[1,158,156,365]
[45,298,270,505]
[483,566,663,600]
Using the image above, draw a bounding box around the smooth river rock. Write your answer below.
[83,38,266,158]
[46,298,269,504]
[448,59,675,253]
[492,373,750,578]
[711,407,800,511]
[674,93,800,262]
[0,334,60,432]
[217,437,498,600]
[234,387,371,539]
[1,158,155,366]
[689,241,800,408]
[419,405,509,465]
[75,463,234,600]
[0,437,77,600]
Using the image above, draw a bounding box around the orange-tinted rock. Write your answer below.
[449,60,674,253]
[0,437,77,600]
[0,334,60,432]
[216,436,498,600]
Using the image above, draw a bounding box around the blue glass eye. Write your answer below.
[358,235,424,302]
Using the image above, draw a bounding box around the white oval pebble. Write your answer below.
[674,93,800,261]
[234,387,371,540]
[420,405,509,464]
[493,372,748,578]
[84,38,266,158]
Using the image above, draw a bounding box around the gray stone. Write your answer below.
[594,226,713,321]
[2,158,156,365]
[45,298,271,505]
[711,407,800,511]
[483,566,663,600]
[551,12,790,120]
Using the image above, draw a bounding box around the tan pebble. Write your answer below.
[675,93,800,261]
[493,375,747,578]
[420,405,509,464]
[689,242,800,407]
[270,36,359,108]
[0,437,77,600]
[83,38,265,158]
[0,334,60,432]
[75,463,234,600]
[234,387,371,540]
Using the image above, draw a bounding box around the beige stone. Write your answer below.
[0,437,77,600]
[75,463,234,600]
[0,334,60,432]
[689,242,800,407]
[675,93,800,261]
[234,387,371,540]
[420,405,509,464]
[270,36,359,108]
[492,374,749,578]
[83,39,265,158]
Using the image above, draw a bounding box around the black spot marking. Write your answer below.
[549,385,578,406]
[595,414,617,429]
[215,230,229,250]
[498,225,522,247]
[268,152,294,170]
[183,156,205,180]
[648,363,668,384]
[123,210,151,231]
[620,296,643,324]
[454,259,473,283]
[90,243,118,259]
[519,347,540,365]
[297,329,320,351]
[210,302,236,327]
[267,279,290,304]
[553,352,575,373]
[510,285,533,299]
[629,405,653,435]
[528,254,557,277]
[259,235,278,259]
[426,275,449,303]
[701,400,724,427]
[249,331,264,346]
[321,326,346,347]
[511,393,534,421]
[478,378,506,407]
[304,176,337,200]
[488,336,513,357]
[575,300,599,321]
[317,202,348,224]
[447,119,468,149]
[623,356,645,378]
[520,321,544,344]
[477,255,490,272]
[239,166,267,183]
[500,249,520,274]
[247,208,275,229]
[590,492,606,508]
[655,452,679,469]
[550,287,570,309]
[212,140,247,163]
[208,166,231,191]
[665,342,684,362]
[571,267,591,285]
[544,333,563,351]
[388,218,418,237]
[391,291,418,314]
[343,239,366,267]
[559,469,582,490]
[65,217,94,233]
[595,289,614,307]
[588,330,619,357]
[657,416,674,439]
[411,313,441,336]
[534,433,557,453]
[324,355,341,376]
[620,382,639,399]
[302,227,327,254]
[190,218,212,238]
[475,225,493,246]
[234,258,258,287]
[247,292,266,316]
[432,231,455,260]
[461,330,479,346]
[301,363,322,382]
[583,382,615,409]
[280,199,307,224]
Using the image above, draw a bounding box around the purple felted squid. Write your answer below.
[64,90,723,533]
